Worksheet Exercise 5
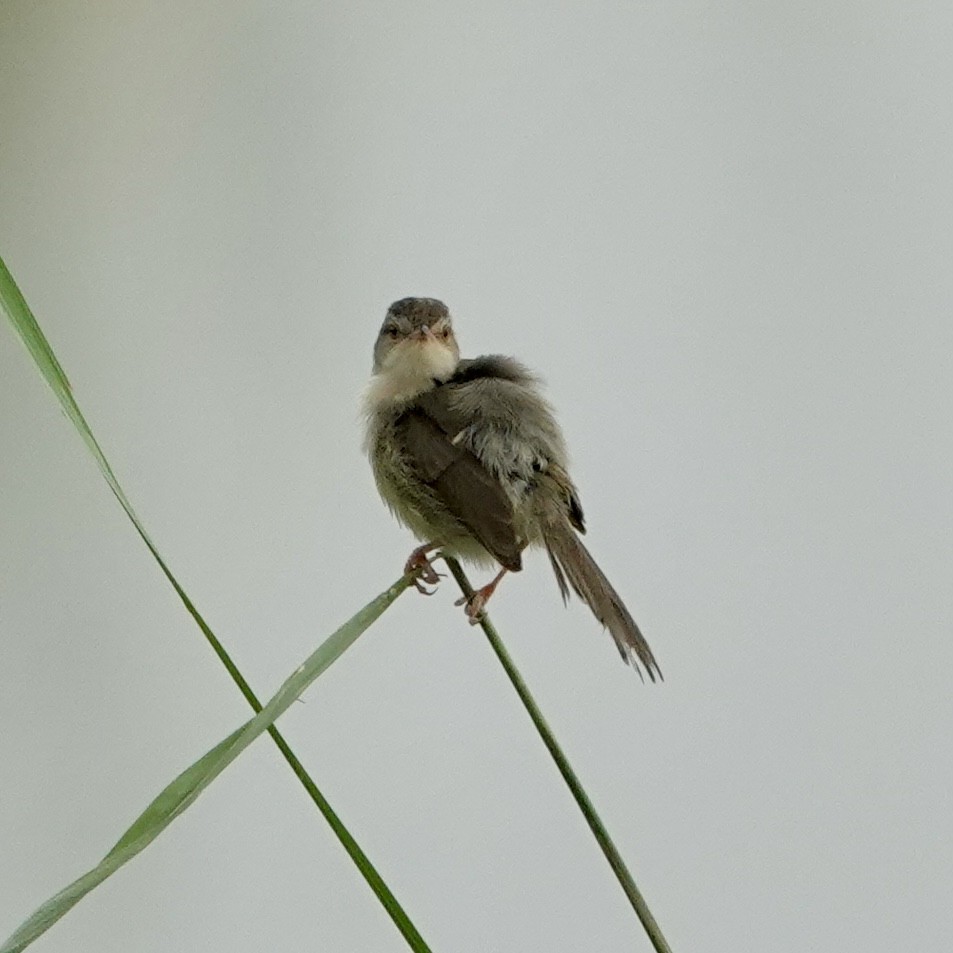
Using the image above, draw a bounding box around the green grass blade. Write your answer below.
[0,256,140,531]
[0,254,433,952]
[443,556,674,953]
[0,572,415,953]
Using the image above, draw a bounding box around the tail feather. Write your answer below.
[543,525,662,681]
[546,546,571,604]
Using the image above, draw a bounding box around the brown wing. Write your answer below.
[397,406,523,571]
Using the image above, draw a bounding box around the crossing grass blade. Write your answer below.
[0,254,432,952]
[0,572,414,953]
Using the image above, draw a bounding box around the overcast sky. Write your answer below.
[2,2,951,951]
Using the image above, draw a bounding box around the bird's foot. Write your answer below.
[453,568,508,625]
[404,543,444,595]
[454,589,490,624]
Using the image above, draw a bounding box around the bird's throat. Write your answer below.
[366,340,458,407]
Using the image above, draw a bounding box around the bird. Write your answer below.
[362,297,661,680]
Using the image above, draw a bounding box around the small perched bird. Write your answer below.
[363,297,660,680]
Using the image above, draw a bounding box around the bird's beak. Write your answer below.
[411,325,436,342]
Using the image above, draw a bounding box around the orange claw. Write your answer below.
[454,567,508,624]
[404,542,444,594]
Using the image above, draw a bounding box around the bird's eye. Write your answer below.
[439,327,451,339]
[386,327,400,339]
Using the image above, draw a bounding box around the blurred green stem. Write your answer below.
[1,254,432,953]
[443,555,672,953]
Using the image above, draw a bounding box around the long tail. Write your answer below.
[544,525,662,681]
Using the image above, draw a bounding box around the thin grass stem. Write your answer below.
[443,556,673,953]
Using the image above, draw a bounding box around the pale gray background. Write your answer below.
[1,2,951,951]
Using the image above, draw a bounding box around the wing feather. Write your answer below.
[396,408,523,570]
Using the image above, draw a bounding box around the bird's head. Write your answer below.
[372,297,460,383]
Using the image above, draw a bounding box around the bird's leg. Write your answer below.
[404,541,444,594]
[455,567,509,624]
